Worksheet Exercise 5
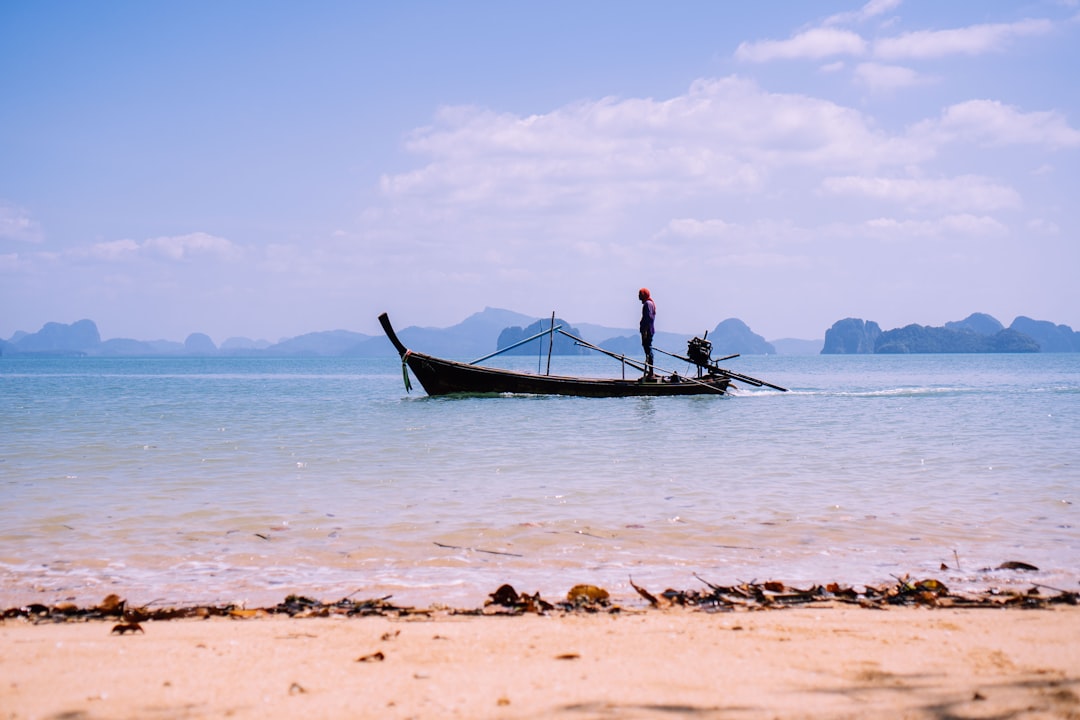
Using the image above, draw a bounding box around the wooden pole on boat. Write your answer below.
[546,312,555,375]
[557,330,727,394]
[557,330,647,371]
[653,346,788,392]
[470,324,563,365]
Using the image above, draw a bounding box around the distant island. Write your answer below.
[1,308,786,359]
[822,313,1080,354]
[3,309,1077,359]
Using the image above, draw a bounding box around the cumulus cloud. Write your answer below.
[656,218,734,239]
[853,62,928,91]
[731,10,1059,98]
[824,0,903,27]
[143,232,241,261]
[874,18,1054,60]
[912,100,1080,149]
[822,175,1022,212]
[380,76,924,220]
[0,202,44,243]
[77,232,242,263]
[735,28,867,63]
[85,239,141,261]
[862,214,1010,239]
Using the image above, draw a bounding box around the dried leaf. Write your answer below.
[566,584,609,605]
[519,591,554,614]
[356,651,385,663]
[915,579,948,594]
[110,622,143,635]
[98,594,125,614]
[629,578,660,607]
[228,608,263,619]
[825,583,858,599]
[487,584,520,607]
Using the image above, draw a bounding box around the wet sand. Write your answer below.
[3,605,1079,719]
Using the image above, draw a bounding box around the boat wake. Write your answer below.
[732,386,980,398]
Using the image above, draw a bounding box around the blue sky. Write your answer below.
[2,0,1078,343]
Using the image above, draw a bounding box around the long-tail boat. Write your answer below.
[378,313,786,398]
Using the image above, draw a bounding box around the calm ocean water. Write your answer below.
[1,352,1077,608]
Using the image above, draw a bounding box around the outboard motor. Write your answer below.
[687,335,713,375]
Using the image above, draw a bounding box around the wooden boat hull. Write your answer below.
[379,313,730,397]
[403,349,730,397]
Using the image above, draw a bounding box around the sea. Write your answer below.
[1,352,1077,610]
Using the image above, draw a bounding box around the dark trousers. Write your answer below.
[641,332,654,376]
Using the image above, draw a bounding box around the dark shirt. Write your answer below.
[640,299,656,336]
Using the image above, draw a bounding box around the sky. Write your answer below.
[2,0,1079,343]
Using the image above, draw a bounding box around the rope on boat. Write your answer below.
[400,350,413,393]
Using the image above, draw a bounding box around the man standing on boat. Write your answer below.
[639,287,656,378]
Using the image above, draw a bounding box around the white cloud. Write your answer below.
[862,213,1010,239]
[656,218,733,239]
[735,28,867,63]
[256,240,358,281]
[853,62,928,90]
[874,18,1054,60]
[76,232,242,263]
[1027,218,1060,234]
[0,252,24,271]
[0,202,44,244]
[821,175,1022,212]
[85,239,141,261]
[912,100,1080,149]
[650,217,813,270]
[143,232,241,261]
[380,76,924,222]
[824,0,903,27]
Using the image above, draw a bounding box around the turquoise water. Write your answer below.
[1,353,1077,608]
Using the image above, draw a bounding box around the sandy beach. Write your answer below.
[3,602,1079,720]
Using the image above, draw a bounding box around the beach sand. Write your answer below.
[3,604,1079,719]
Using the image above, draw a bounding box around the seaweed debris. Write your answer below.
[629,574,1078,611]
[476,583,618,615]
[2,592,423,624]
[3,576,1076,625]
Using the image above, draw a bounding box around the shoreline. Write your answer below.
[6,573,1077,619]
[3,603,1078,719]
[4,581,1079,718]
